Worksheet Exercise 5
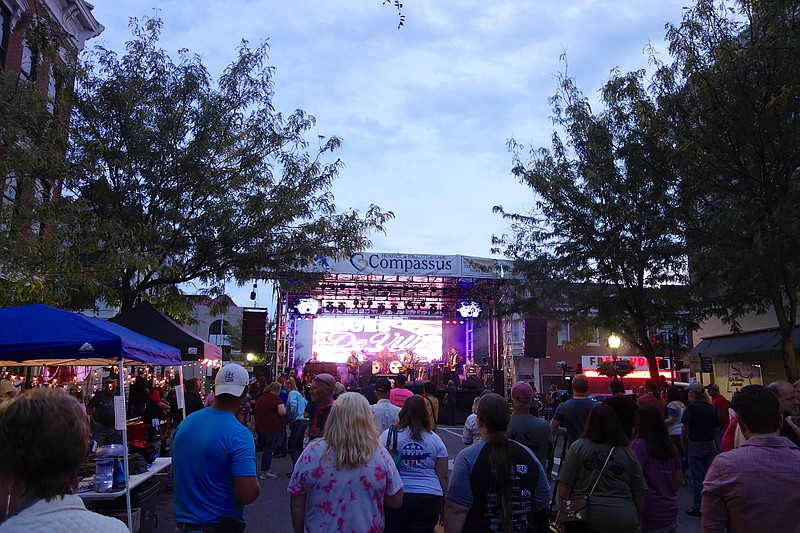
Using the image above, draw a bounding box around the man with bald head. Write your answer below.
[767,380,800,447]
[550,374,596,447]
[307,373,336,441]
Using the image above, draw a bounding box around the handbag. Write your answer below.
[555,446,615,525]
[386,426,402,467]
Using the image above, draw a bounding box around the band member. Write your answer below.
[447,348,461,387]
[346,351,360,389]
[377,347,393,373]
[302,351,320,377]
[401,347,417,381]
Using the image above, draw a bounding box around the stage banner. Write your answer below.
[307,253,460,277]
[460,255,514,279]
[303,252,514,279]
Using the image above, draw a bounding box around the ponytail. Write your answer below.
[477,394,514,533]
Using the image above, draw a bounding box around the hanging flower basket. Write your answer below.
[597,360,634,378]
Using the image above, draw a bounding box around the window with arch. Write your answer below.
[208,319,232,347]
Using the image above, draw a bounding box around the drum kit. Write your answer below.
[366,349,430,378]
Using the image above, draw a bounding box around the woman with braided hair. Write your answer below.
[444,393,551,533]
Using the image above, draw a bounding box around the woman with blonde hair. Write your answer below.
[288,392,403,532]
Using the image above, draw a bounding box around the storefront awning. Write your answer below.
[690,327,794,361]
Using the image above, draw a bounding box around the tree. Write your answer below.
[493,67,696,380]
[0,15,102,309]
[661,0,800,381]
[64,17,393,312]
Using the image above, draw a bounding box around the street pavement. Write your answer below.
[149,425,702,532]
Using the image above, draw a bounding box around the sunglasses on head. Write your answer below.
[313,376,334,386]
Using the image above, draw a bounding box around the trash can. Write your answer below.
[92,477,162,533]
[132,477,162,533]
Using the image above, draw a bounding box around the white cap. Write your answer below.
[214,364,250,397]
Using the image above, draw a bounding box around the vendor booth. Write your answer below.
[0,304,182,532]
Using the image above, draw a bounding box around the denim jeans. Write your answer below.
[384,493,442,533]
[287,420,307,465]
[258,431,281,473]
[687,440,717,509]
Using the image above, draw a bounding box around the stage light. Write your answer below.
[457,300,482,318]
[390,303,398,313]
[441,304,449,313]
[354,298,360,308]
[337,302,347,312]
[405,300,414,308]
[325,302,334,313]
[295,298,320,316]
[377,303,386,313]
[366,299,373,308]
[429,304,438,313]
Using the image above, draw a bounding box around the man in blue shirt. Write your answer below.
[173,364,260,530]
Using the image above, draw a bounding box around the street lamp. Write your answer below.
[245,353,255,362]
[608,333,621,351]
[608,333,622,381]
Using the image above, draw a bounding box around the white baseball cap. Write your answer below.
[214,364,251,397]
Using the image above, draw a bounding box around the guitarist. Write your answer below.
[400,347,417,382]
[447,348,461,387]
[345,351,360,389]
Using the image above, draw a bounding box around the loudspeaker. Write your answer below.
[492,369,504,395]
[241,309,267,355]
[524,316,548,358]
[462,378,479,390]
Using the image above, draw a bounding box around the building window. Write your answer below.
[209,319,232,347]
[557,321,570,345]
[46,65,57,113]
[2,174,16,206]
[20,38,37,81]
[587,327,600,346]
[0,6,10,69]
[29,179,49,236]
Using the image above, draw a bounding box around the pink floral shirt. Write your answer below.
[287,438,403,533]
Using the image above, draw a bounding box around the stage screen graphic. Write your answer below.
[310,316,443,363]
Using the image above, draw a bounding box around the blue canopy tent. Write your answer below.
[0,304,181,366]
[0,304,182,531]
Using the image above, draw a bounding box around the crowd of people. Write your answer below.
[3,363,800,533]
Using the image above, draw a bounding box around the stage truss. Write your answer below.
[274,272,511,376]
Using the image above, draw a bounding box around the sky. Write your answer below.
[87,0,688,306]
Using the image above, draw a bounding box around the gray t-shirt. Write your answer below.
[556,439,646,533]
[507,414,552,466]
[553,397,596,445]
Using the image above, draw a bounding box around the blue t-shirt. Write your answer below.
[553,397,597,445]
[173,408,256,524]
[287,390,308,422]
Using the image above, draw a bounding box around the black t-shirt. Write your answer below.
[89,390,117,426]
[308,403,331,440]
[168,391,205,424]
[359,385,377,405]
[603,395,637,439]
[464,440,541,533]
[682,400,718,442]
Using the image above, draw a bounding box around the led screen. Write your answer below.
[311,316,443,363]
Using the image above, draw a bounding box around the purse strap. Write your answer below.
[588,447,615,497]
[387,426,398,452]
